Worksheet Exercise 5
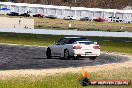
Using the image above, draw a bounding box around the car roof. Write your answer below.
[64,37,81,38]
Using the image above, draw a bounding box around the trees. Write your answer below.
[94,0,132,9]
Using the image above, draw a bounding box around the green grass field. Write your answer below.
[0,32,132,54]
[0,67,131,88]
[34,17,132,32]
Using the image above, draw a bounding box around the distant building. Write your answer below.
[0,2,132,22]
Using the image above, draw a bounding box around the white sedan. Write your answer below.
[64,16,76,20]
[46,37,100,59]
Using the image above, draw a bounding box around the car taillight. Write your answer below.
[93,45,100,49]
[73,45,82,49]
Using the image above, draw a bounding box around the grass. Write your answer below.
[34,17,132,32]
[0,67,132,88]
[0,32,132,54]
[1,15,132,32]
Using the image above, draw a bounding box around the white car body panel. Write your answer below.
[48,38,100,58]
[64,16,76,20]
[73,44,100,56]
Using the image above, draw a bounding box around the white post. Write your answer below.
[69,23,72,28]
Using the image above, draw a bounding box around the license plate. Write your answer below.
[85,52,92,54]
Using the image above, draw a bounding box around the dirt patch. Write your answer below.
[0,60,132,79]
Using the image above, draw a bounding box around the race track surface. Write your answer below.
[0,44,130,70]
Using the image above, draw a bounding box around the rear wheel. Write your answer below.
[46,48,52,59]
[89,56,97,60]
[73,56,80,60]
[64,49,70,59]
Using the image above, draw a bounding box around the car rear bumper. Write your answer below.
[72,49,100,57]
[74,54,100,57]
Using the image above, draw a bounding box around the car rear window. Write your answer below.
[72,38,89,41]
[78,41,94,45]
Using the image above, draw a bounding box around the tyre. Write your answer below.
[89,56,97,60]
[80,77,90,86]
[73,56,80,60]
[64,49,70,59]
[46,48,52,59]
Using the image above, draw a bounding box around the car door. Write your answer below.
[63,39,75,56]
[51,38,66,57]
[58,38,74,57]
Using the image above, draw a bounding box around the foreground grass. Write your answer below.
[0,67,132,88]
[0,32,132,54]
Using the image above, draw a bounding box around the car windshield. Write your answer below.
[72,38,89,41]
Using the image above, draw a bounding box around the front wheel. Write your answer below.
[64,50,70,59]
[80,77,91,86]
[46,48,52,59]
[73,56,80,60]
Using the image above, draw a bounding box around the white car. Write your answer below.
[46,37,100,59]
[64,16,76,20]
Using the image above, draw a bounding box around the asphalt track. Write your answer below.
[0,29,132,38]
[0,44,130,70]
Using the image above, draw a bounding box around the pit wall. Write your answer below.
[0,17,34,29]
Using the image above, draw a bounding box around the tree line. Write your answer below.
[0,0,132,9]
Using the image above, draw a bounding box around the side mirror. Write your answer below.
[94,42,97,45]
